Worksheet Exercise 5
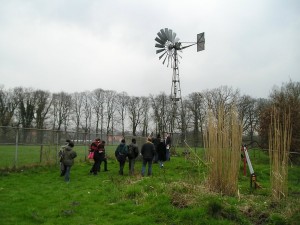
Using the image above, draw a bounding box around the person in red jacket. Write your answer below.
[89,138,101,175]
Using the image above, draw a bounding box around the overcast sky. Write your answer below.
[0,0,299,99]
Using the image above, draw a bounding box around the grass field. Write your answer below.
[0,147,300,224]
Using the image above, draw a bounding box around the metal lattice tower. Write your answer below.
[155,28,205,136]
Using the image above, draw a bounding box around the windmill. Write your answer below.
[155,28,205,136]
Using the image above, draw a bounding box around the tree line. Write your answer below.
[0,81,299,158]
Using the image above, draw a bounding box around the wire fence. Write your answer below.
[1,126,299,170]
[0,126,150,169]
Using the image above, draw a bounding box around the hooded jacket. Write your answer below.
[62,146,77,166]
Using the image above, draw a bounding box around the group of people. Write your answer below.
[58,133,172,182]
[114,133,171,177]
[89,138,108,175]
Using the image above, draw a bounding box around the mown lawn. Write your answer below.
[0,148,300,225]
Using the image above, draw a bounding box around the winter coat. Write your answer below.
[115,143,128,162]
[62,146,77,166]
[157,141,167,161]
[94,143,105,161]
[165,136,171,146]
[152,137,160,151]
[90,141,100,152]
[141,141,155,160]
[127,143,139,159]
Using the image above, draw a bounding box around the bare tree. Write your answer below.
[186,92,207,147]
[116,92,129,137]
[203,86,240,117]
[15,87,37,130]
[237,95,259,145]
[260,80,300,157]
[81,91,92,140]
[34,90,52,129]
[90,88,105,138]
[34,90,52,143]
[13,87,39,143]
[0,87,19,142]
[150,93,169,135]
[127,96,144,136]
[71,92,84,140]
[140,96,150,136]
[0,87,18,127]
[104,90,117,143]
[52,92,72,131]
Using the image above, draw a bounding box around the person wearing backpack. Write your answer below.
[115,139,128,175]
[127,138,139,176]
[61,141,77,182]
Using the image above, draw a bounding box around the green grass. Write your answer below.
[0,147,300,224]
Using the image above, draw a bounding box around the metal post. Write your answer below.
[242,146,247,176]
[56,131,59,164]
[14,128,19,168]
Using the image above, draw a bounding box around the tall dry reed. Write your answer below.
[269,106,291,200]
[204,105,242,196]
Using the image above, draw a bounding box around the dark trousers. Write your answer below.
[60,162,65,176]
[142,158,153,176]
[102,158,108,171]
[128,158,136,175]
[91,159,101,174]
[64,165,72,182]
[166,149,170,161]
[119,160,125,175]
[153,152,158,163]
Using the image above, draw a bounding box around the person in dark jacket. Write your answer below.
[157,138,167,168]
[165,133,172,161]
[141,137,155,176]
[127,138,139,175]
[61,141,77,182]
[99,141,108,172]
[152,134,160,163]
[90,138,101,175]
[59,139,71,176]
[115,139,128,175]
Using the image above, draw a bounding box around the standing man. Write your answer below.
[127,138,139,175]
[152,134,160,163]
[61,141,77,182]
[141,137,155,176]
[165,133,171,161]
[157,137,167,168]
[115,139,128,175]
[59,139,71,176]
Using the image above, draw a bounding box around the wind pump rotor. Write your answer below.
[155,28,181,67]
[155,28,205,67]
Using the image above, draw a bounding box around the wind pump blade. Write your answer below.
[155,37,165,45]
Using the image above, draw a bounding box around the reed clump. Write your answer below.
[269,106,291,200]
[204,105,242,196]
